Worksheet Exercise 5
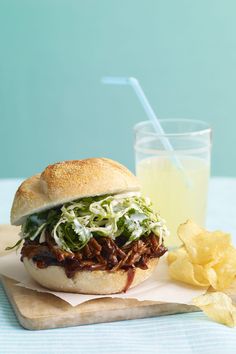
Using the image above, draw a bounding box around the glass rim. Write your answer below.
[134,118,211,138]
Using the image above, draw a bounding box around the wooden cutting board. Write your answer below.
[1,225,235,331]
[1,276,199,330]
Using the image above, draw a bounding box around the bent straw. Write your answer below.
[101,76,188,178]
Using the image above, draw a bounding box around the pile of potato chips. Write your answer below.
[168,220,236,327]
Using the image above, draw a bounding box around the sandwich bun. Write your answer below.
[23,257,158,294]
[11,158,140,225]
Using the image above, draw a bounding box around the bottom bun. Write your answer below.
[23,257,159,294]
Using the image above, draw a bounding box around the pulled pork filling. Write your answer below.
[21,232,167,278]
[10,193,169,280]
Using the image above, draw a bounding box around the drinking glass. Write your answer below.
[134,119,212,247]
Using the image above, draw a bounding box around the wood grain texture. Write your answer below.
[1,276,199,330]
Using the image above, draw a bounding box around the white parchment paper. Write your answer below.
[0,251,207,307]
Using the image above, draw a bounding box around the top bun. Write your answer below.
[11,158,140,225]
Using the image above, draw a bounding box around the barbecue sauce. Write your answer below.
[123,268,135,292]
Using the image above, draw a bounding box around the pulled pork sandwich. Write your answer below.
[9,158,168,294]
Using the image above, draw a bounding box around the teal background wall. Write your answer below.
[0,0,235,177]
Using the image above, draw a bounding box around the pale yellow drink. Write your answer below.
[136,156,210,247]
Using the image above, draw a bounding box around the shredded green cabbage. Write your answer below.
[12,194,169,252]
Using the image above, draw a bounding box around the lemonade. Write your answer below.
[136,156,210,247]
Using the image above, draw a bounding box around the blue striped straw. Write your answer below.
[101,76,190,184]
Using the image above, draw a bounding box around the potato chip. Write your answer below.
[178,221,231,265]
[192,292,236,327]
[177,220,203,241]
[167,246,185,264]
[207,246,236,290]
[168,248,209,287]
[168,220,236,291]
